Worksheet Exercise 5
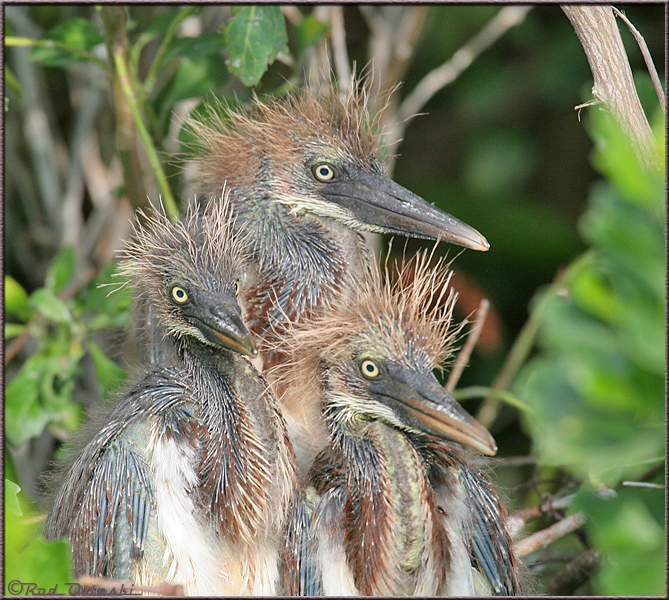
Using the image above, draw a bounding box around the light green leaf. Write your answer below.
[5,275,32,321]
[45,247,75,294]
[87,339,128,398]
[5,487,73,592]
[29,288,72,324]
[5,479,23,516]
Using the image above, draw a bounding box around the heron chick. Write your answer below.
[187,80,489,369]
[274,250,521,596]
[45,196,297,595]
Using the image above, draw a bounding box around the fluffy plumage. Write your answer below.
[274,250,520,596]
[45,196,297,595]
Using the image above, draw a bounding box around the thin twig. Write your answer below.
[507,494,576,538]
[397,6,532,127]
[621,481,664,489]
[515,512,587,558]
[611,6,665,114]
[113,52,178,220]
[446,299,489,392]
[5,36,107,69]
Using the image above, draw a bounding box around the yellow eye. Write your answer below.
[234,280,240,296]
[171,286,189,303]
[313,163,335,182]
[360,359,380,379]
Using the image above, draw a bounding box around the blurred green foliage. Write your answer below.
[5,476,74,595]
[517,109,665,595]
[5,253,132,447]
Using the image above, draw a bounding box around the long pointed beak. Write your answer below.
[190,300,258,358]
[320,168,489,251]
[370,365,497,456]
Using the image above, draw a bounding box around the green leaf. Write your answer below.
[225,5,288,86]
[45,247,76,294]
[5,341,85,446]
[154,53,229,134]
[588,109,664,209]
[5,479,23,516]
[167,54,228,102]
[29,288,72,324]
[5,353,51,446]
[164,31,227,62]
[5,275,32,321]
[518,355,664,484]
[30,18,104,67]
[5,486,73,592]
[87,339,128,398]
[574,484,664,595]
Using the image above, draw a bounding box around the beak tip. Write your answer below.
[465,232,490,252]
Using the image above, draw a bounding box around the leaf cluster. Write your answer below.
[516,109,665,595]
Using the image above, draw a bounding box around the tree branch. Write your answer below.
[562,5,659,172]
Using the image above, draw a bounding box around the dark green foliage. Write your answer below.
[517,110,664,595]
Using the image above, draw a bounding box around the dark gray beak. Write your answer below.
[320,167,489,251]
[369,364,497,456]
[188,298,258,358]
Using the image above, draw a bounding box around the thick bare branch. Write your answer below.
[562,5,659,172]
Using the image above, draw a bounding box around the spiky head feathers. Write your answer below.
[187,82,384,204]
[278,249,463,377]
[118,193,248,332]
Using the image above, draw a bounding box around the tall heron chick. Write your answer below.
[45,197,297,595]
[188,81,488,364]
[275,251,521,596]
[188,81,489,471]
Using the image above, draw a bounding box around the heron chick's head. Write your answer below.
[276,249,496,456]
[187,80,488,251]
[118,193,257,358]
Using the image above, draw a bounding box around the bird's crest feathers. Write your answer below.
[118,191,248,307]
[272,247,464,376]
[186,79,385,198]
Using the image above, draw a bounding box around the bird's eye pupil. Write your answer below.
[361,359,380,378]
[313,163,335,182]
[171,286,188,303]
[234,280,240,296]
